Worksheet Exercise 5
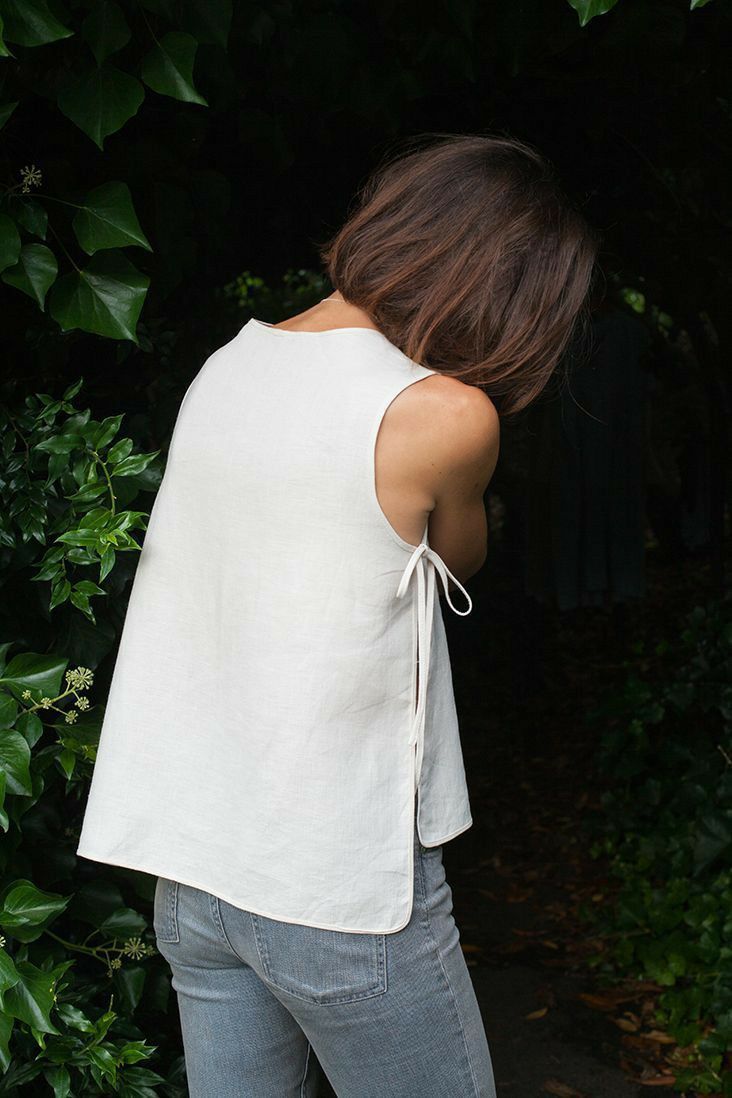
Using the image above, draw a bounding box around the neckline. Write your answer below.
[248,317,387,338]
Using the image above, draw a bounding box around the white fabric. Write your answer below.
[396,543,472,789]
[77,318,474,933]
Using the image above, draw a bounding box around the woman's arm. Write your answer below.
[426,385,500,587]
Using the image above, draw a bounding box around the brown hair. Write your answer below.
[318,133,599,418]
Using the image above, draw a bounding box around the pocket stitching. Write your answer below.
[154,878,180,943]
[249,913,388,1005]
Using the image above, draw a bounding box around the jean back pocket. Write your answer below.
[250,913,387,1005]
[153,877,180,943]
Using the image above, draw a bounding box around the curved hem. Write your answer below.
[76,846,417,935]
[417,816,473,848]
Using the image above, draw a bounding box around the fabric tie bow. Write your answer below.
[396,543,472,788]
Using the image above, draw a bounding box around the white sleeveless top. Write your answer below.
[76,318,474,933]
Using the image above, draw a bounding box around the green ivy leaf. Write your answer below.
[9,196,48,239]
[0,1013,13,1073]
[66,481,108,503]
[0,729,32,795]
[141,31,208,106]
[115,964,146,1012]
[81,0,131,66]
[49,251,150,342]
[0,880,69,929]
[107,437,133,464]
[0,646,12,677]
[43,1065,71,1098]
[1,243,57,308]
[0,948,19,994]
[15,711,43,749]
[74,580,105,596]
[57,747,75,779]
[57,65,144,149]
[49,577,71,610]
[89,413,124,449]
[566,0,620,25]
[55,1002,95,1032]
[111,451,159,477]
[690,0,714,7]
[38,558,67,582]
[118,1040,153,1065]
[0,652,67,701]
[61,379,83,404]
[73,182,151,255]
[35,433,84,454]
[0,693,17,730]
[116,1065,166,1088]
[0,772,8,833]
[693,812,732,875]
[99,907,147,937]
[69,589,93,619]
[86,1044,117,1083]
[0,213,21,274]
[0,101,18,128]
[1,0,72,46]
[2,960,60,1034]
[0,13,11,57]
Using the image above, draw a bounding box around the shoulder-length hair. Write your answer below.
[318,133,599,418]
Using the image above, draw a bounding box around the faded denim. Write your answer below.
[153,820,497,1097]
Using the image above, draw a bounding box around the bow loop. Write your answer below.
[422,546,473,616]
[395,543,428,600]
[395,543,473,615]
[395,542,473,789]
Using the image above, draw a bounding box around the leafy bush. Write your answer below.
[567,0,716,25]
[0,378,187,1095]
[0,0,228,341]
[0,264,328,1093]
[584,594,732,1093]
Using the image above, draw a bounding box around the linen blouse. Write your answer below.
[76,319,474,933]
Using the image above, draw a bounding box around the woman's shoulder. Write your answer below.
[379,371,499,503]
[398,371,498,438]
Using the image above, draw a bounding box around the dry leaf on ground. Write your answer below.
[542,1078,587,1097]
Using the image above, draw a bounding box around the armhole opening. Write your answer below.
[367,374,435,553]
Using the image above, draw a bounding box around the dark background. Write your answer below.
[1,0,731,1094]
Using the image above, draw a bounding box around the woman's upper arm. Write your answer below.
[426,385,500,585]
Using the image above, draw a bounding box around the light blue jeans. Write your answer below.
[153,818,497,1097]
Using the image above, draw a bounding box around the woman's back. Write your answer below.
[76,317,475,933]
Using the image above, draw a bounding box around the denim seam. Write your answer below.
[415,846,481,1097]
[155,879,180,943]
[249,913,388,1006]
[168,879,180,942]
[299,1040,312,1098]
[209,893,248,962]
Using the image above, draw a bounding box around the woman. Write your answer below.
[77,132,597,1097]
